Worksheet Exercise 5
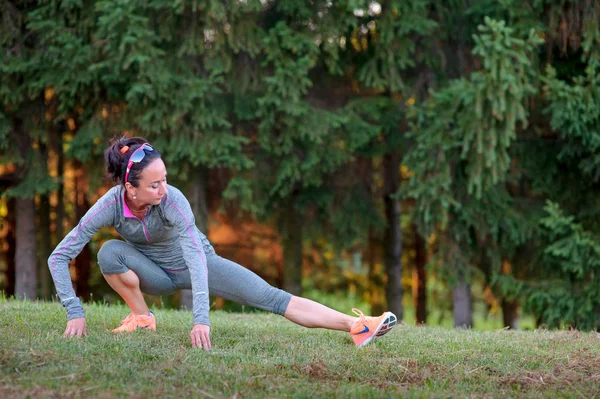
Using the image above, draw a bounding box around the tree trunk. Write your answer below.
[383,152,403,319]
[38,141,52,299]
[413,224,427,325]
[15,197,38,299]
[51,133,65,302]
[501,260,519,329]
[181,164,210,310]
[4,198,16,297]
[453,281,473,328]
[282,197,302,296]
[38,193,52,299]
[367,228,385,315]
[502,299,519,329]
[13,116,38,300]
[73,160,91,301]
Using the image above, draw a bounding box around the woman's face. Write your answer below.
[131,158,168,205]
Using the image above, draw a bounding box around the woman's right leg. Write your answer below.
[97,240,177,327]
[103,270,149,315]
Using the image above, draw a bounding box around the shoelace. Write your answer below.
[351,308,368,329]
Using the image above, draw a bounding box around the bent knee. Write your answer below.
[97,240,130,275]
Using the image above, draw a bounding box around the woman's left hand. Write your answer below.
[190,324,211,350]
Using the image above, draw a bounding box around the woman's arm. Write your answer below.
[162,186,211,348]
[48,188,118,322]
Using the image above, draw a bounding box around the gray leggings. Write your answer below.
[97,240,292,315]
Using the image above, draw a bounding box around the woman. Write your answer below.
[48,137,397,349]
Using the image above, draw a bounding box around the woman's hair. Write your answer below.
[104,136,162,187]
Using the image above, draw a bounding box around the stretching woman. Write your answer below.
[48,137,397,349]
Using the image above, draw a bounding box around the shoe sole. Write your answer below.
[356,312,398,348]
[112,325,156,333]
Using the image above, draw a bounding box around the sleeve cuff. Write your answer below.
[193,315,211,326]
[63,297,86,320]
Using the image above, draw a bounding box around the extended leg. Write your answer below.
[200,254,355,331]
[178,253,398,346]
[283,296,355,331]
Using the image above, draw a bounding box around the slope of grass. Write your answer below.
[1,297,599,398]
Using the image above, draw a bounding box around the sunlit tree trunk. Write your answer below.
[49,130,65,303]
[413,224,427,325]
[15,197,37,299]
[282,196,302,296]
[53,129,65,245]
[182,164,210,310]
[383,152,403,320]
[38,192,52,299]
[38,141,52,299]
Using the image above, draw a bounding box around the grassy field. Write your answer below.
[1,297,599,398]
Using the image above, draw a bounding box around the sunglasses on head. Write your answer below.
[124,143,154,184]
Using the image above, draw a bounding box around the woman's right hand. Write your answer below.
[64,317,87,337]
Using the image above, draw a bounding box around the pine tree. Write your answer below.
[405,16,543,327]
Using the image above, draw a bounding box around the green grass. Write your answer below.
[1,297,599,398]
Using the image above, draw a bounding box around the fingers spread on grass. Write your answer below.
[190,330,211,350]
[190,324,211,350]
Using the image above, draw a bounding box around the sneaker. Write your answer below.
[112,311,156,333]
[350,308,397,348]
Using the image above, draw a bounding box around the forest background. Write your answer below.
[1,0,599,331]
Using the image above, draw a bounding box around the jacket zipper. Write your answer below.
[141,218,151,243]
[136,210,151,243]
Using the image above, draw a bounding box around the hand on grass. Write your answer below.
[190,324,211,350]
[64,317,87,338]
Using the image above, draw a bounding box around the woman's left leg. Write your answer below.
[175,253,397,346]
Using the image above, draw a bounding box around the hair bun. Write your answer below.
[105,136,157,185]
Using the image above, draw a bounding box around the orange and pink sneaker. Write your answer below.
[112,311,156,333]
[350,308,397,348]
